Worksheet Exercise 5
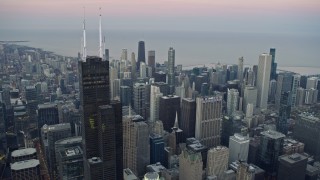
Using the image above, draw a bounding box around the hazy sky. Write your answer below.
[1,0,320,34]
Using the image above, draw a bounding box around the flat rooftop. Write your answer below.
[11,148,36,158]
[261,130,285,139]
[11,159,39,171]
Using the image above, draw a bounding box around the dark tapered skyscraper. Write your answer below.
[137,41,145,71]
[180,98,196,139]
[159,95,180,132]
[270,48,277,80]
[79,56,122,179]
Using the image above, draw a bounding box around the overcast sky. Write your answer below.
[1,0,320,34]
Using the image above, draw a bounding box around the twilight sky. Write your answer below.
[1,0,320,34]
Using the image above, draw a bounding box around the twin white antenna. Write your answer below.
[82,7,105,61]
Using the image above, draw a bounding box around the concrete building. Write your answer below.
[195,95,223,148]
[243,86,257,112]
[296,87,305,106]
[11,159,40,180]
[179,148,203,180]
[256,53,272,109]
[55,136,83,180]
[150,85,163,123]
[227,89,239,116]
[229,133,249,163]
[41,123,71,177]
[123,114,150,177]
[37,103,59,133]
[294,113,320,160]
[277,153,308,180]
[291,74,300,107]
[206,146,229,179]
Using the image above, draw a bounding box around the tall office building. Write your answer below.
[79,57,123,179]
[150,85,163,123]
[293,113,320,160]
[150,133,165,165]
[195,95,223,148]
[243,86,257,112]
[137,41,145,71]
[275,73,293,109]
[277,91,291,135]
[268,79,277,103]
[295,87,305,106]
[131,52,137,80]
[245,68,255,86]
[167,47,175,94]
[140,62,147,78]
[306,77,318,89]
[55,136,83,180]
[229,133,249,163]
[257,130,285,177]
[41,123,71,177]
[148,50,155,70]
[159,95,180,132]
[277,153,308,180]
[37,103,59,133]
[120,86,131,107]
[206,146,229,179]
[180,98,196,139]
[269,48,277,80]
[238,57,244,83]
[227,89,239,116]
[133,83,146,119]
[123,114,149,177]
[256,53,272,109]
[179,148,203,180]
[291,74,300,107]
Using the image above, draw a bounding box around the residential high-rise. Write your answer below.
[277,153,308,180]
[257,130,285,177]
[123,114,149,177]
[238,57,244,83]
[269,48,277,80]
[206,146,229,179]
[293,113,320,160]
[180,98,196,139]
[167,47,175,94]
[228,133,249,163]
[227,89,239,116]
[150,85,163,123]
[277,91,291,135]
[195,95,223,148]
[137,41,145,71]
[256,53,272,109]
[159,95,180,132]
[133,83,146,119]
[179,148,203,180]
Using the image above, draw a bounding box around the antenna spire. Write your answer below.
[99,7,103,58]
[82,7,87,62]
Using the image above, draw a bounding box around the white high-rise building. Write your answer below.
[229,133,249,164]
[195,95,223,148]
[207,146,229,179]
[256,53,272,110]
[306,77,318,89]
[140,62,147,78]
[121,48,128,60]
[227,89,239,116]
[150,85,163,123]
[243,86,257,112]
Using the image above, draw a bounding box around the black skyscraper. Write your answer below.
[180,98,196,139]
[159,95,180,132]
[277,91,291,135]
[137,41,145,71]
[270,48,277,80]
[79,56,122,179]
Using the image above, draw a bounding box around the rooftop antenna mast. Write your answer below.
[99,7,103,58]
[82,7,87,62]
